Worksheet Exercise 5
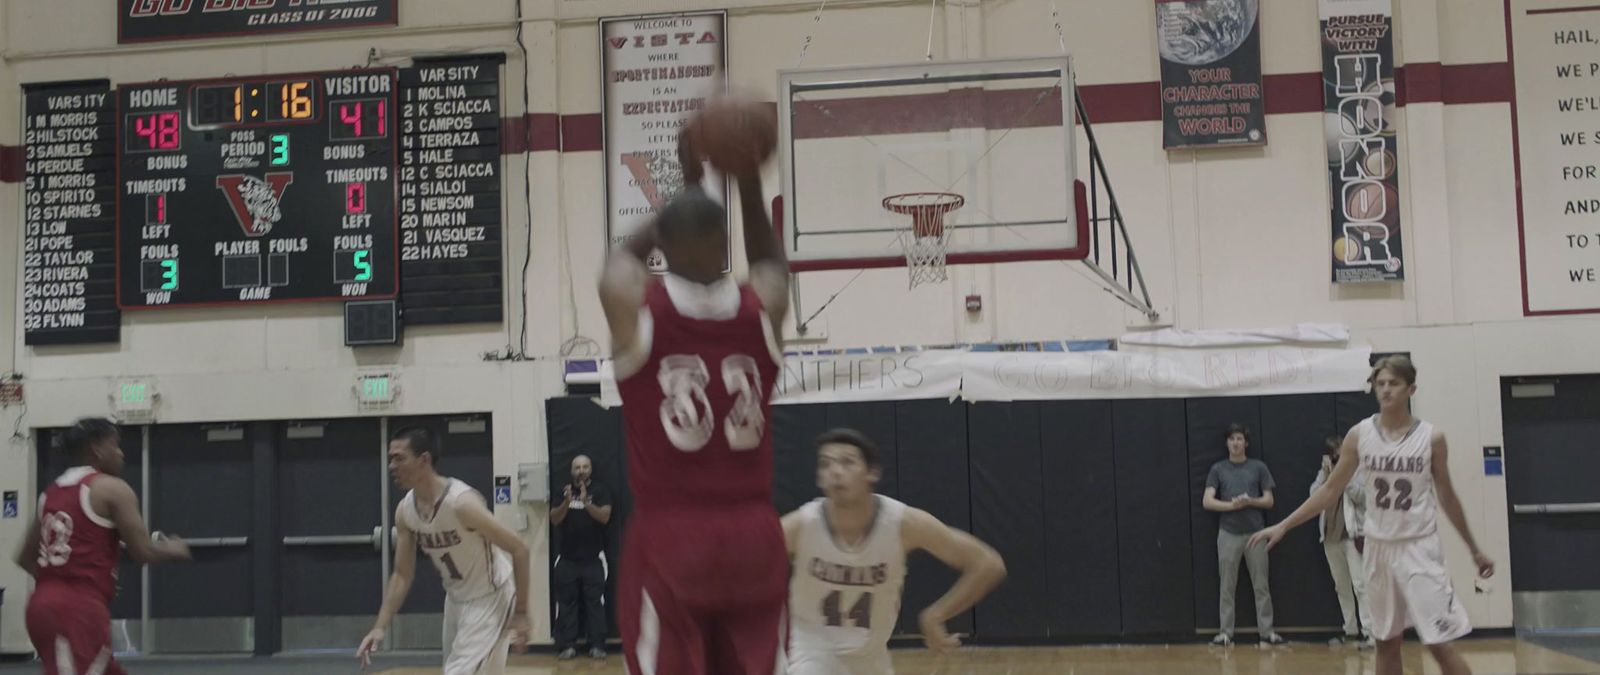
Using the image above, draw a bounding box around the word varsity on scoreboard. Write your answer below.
[117,69,398,309]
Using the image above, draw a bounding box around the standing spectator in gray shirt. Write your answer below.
[1203,423,1285,646]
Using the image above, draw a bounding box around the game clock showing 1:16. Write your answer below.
[117,70,398,309]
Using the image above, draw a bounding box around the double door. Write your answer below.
[35,414,494,655]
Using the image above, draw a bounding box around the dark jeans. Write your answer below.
[553,557,607,650]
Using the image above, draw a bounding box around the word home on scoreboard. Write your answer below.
[117,69,398,309]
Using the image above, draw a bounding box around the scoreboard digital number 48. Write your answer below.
[117,69,397,309]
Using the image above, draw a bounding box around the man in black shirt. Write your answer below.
[550,454,613,660]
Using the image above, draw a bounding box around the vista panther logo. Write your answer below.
[216,173,293,237]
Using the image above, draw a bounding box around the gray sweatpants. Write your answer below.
[1218,530,1274,636]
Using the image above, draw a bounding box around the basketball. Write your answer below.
[686,96,777,176]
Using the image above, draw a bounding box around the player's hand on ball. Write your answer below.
[1248,525,1284,551]
[1473,550,1495,578]
[919,610,962,654]
[356,627,384,668]
[508,612,532,653]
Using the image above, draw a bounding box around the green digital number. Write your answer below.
[353,250,372,282]
[269,134,290,166]
[160,259,178,290]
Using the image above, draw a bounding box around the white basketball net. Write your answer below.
[885,193,963,289]
[900,228,951,288]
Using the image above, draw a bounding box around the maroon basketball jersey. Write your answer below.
[34,467,122,604]
[616,278,782,512]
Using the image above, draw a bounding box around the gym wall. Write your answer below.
[0,0,1592,651]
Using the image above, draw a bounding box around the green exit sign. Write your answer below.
[357,374,396,405]
[121,383,147,405]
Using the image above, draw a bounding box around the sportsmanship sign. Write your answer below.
[601,11,728,273]
[1321,0,1404,283]
[1156,0,1267,148]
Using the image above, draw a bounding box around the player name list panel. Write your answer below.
[1511,0,1600,314]
[397,55,504,325]
[116,69,398,309]
[23,81,120,345]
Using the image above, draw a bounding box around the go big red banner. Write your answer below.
[1321,0,1405,283]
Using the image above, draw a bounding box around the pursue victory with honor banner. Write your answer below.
[1156,0,1266,149]
[601,11,728,273]
[1321,0,1404,283]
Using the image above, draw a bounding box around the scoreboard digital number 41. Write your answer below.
[117,69,398,309]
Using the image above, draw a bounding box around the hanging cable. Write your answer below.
[794,0,831,68]
[925,0,939,60]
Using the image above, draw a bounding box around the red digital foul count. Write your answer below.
[332,99,387,140]
[129,111,181,151]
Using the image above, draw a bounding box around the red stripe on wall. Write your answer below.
[0,145,21,183]
[0,61,1527,183]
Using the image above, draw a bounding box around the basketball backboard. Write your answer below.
[777,57,1087,272]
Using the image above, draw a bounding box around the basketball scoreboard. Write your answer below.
[118,69,398,308]
[20,57,504,345]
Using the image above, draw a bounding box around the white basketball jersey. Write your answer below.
[399,478,512,602]
[789,496,908,656]
[1355,415,1439,541]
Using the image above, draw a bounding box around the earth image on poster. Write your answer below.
[1156,0,1259,66]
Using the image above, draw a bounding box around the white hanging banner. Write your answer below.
[600,350,965,407]
[599,347,1371,406]
[770,350,966,405]
[960,347,1373,401]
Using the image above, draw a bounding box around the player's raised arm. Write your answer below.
[902,507,1006,653]
[358,505,417,667]
[455,493,533,651]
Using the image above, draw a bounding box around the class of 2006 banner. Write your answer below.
[1321,0,1404,283]
[1156,0,1266,149]
[601,11,729,273]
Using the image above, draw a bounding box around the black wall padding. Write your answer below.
[967,402,1048,638]
[1335,391,1378,437]
[771,404,829,516]
[1186,396,1263,631]
[893,399,974,637]
[1258,394,1343,628]
[824,401,900,499]
[1111,399,1194,635]
[1040,400,1122,638]
[543,397,627,636]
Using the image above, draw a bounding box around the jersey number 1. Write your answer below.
[822,590,873,629]
[438,552,463,581]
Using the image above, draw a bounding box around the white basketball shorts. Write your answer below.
[442,582,516,675]
[1363,532,1472,645]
